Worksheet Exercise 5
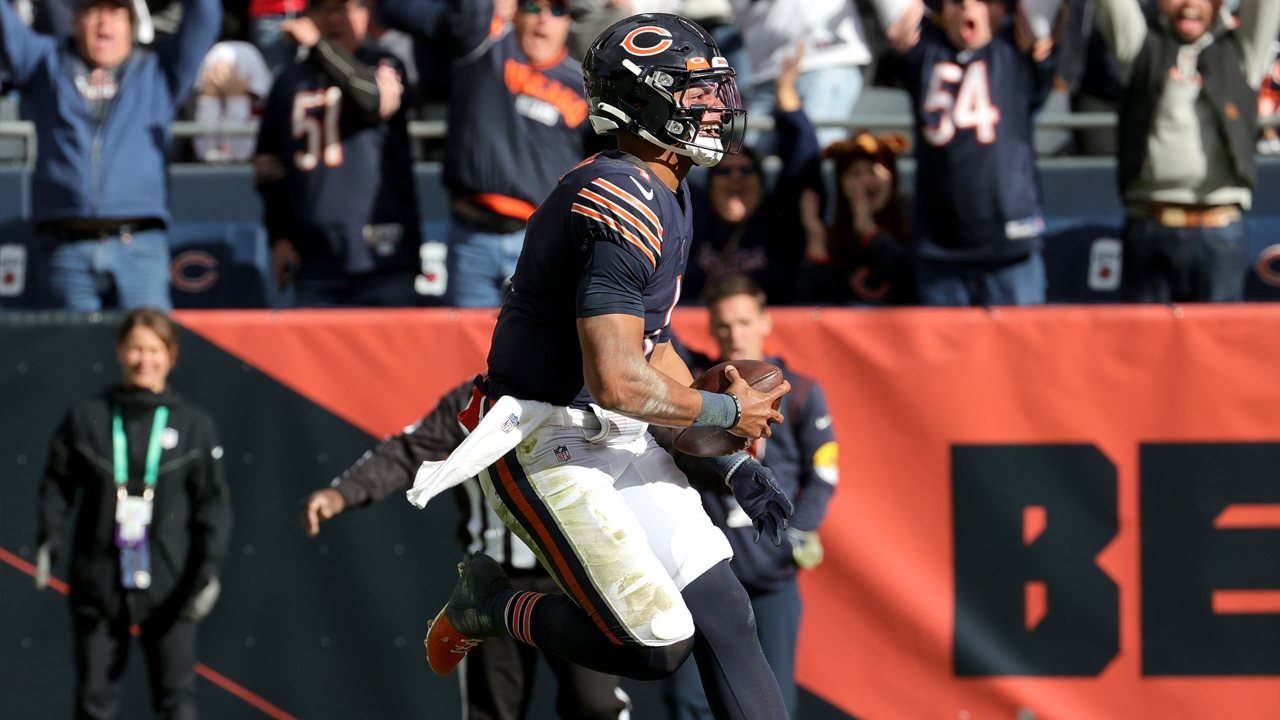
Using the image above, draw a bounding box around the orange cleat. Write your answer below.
[425,605,485,675]
[423,555,511,675]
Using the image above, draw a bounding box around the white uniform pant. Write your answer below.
[475,402,733,648]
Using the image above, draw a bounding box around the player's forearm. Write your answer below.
[578,316,707,426]
[588,347,705,425]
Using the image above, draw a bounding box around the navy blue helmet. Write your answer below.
[582,13,746,167]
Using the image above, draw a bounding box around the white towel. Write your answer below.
[406,395,555,509]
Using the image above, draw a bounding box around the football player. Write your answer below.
[423,14,795,720]
[874,0,1058,306]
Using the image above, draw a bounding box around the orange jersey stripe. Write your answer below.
[493,457,624,645]
[577,188,662,255]
[571,204,657,268]
[592,179,663,236]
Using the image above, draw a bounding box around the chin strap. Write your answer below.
[593,101,727,167]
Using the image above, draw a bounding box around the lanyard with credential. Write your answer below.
[112,403,168,501]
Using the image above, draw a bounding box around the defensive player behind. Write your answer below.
[873,0,1059,306]
[299,381,632,720]
[378,0,591,307]
[253,0,422,307]
[415,14,795,720]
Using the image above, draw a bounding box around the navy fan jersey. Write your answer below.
[256,44,420,275]
[486,151,692,407]
[904,20,1056,262]
[380,0,588,214]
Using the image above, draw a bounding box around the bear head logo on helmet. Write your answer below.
[583,13,746,168]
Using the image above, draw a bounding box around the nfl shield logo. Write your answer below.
[501,414,519,433]
[554,445,571,462]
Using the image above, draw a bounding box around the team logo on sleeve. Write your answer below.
[621,27,673,56]
[813,441,839,485]
[554,444,571,462]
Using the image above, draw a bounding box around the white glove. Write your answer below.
[182,578,221,622]
[34,543,51,591]
[787,528,824,570]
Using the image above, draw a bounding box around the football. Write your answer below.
[673,359,784,457]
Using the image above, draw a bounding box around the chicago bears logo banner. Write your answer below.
[174,306,1280,720]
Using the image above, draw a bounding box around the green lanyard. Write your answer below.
[112,403,168,501]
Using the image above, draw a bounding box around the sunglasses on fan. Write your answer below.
[520,2,568,16]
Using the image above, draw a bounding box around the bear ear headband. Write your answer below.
[824,130,912,159]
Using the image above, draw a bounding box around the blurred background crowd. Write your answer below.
[1,0,1279,310]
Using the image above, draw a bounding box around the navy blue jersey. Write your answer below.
[380,0,588,217]
[904,19,1055,262]
[256,43,420,275]
[486,151,692,407]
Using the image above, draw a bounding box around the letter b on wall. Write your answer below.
[953,445,1119,676]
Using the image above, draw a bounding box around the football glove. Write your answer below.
[721,454,794,546]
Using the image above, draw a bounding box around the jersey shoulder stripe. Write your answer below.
[570,203,657,268]
[575,186,662,259]
[590,178,664,238]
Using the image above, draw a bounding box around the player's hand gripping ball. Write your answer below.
[674,359,784,457]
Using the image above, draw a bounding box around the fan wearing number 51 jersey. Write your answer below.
[873,0,1058,306]
[254,0,422,307]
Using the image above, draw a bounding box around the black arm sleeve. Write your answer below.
[331,381,473,508]
[188,412,233,587]
[576,239,651,319]
[308,38,381,123]
[37,412,79,562]
[254,85,294,244]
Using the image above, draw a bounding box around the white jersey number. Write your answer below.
[291,87,344,171]
[923,61,1001,147]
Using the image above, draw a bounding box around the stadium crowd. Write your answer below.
[1,0,1279,309]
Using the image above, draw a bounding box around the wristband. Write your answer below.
[706,452,751,486]
[691,390,739,429]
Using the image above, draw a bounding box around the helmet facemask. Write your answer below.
[594,60,747,167]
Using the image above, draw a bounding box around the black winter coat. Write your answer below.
[39,385,232,620]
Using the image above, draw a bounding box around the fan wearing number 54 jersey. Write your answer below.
[873,0,1058,306]
[254,0,421,307]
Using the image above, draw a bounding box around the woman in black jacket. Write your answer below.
[35,307,232,720]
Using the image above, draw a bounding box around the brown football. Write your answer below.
[673,359,785,457]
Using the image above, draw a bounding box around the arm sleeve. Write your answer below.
[308,39,381,123]
[576,238,652,319]
[571,172,666,318]
[154,0,223,108]
[37,412,79,562]
[331,382,473,508]
[254,85,294,244]
[0,0,57,88]
[1026,34,1060,112]
[1238,0,1280,90]
[1091,0,1148,83]
[773,108,822,187]
[380,0,494,57]
[188,414,233,587]
[787,384,839,533]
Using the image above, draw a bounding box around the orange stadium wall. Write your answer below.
[5,306,1280,720]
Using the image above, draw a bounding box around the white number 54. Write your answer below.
[922,60,1001,147]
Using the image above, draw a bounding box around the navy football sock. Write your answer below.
[683,561,790,720]
[517,594,694,681]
